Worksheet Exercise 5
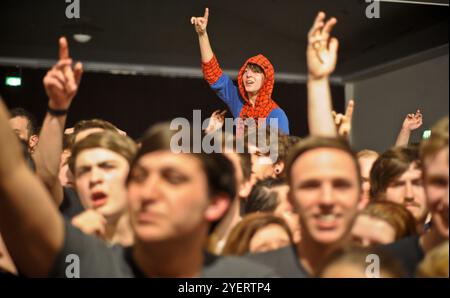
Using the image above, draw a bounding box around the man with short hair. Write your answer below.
[9,107,39,152]
[247,137,362,277]
[383,116,449,277]
[370,146,428,231]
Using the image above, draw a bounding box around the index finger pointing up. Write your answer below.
[345,99,354,120]
[59,36,70,60]
[204,7,209,20]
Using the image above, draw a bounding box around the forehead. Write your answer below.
[354,215,393,232]
[135,151,203,173]
[424,147,449,175]
[291,148,358,181]
[76,148,127,166]
[395,163,422,181]
[253,224,289,240]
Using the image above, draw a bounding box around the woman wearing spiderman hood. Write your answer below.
[191,8,290,135]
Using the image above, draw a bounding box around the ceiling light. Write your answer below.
[73,33,92,43]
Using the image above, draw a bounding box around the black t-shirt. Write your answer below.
[49,220,278,278]
[59,187,84,219]
[246,245,310,278]
[380,235,424,277]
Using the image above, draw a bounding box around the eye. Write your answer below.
[99,162,116,170]
[298,180,320,190]
[412,179,423,187]
[162,169,189,185]
[390,181,405,187]
[75,167,90,178]
[333,179,353,190]
[428,177,449,188]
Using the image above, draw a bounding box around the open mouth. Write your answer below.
[91,191,108,208]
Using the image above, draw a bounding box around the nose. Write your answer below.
[319,183,334,206]
[138,174,161,202]
[89,167,103,187]
[404,181,414,202]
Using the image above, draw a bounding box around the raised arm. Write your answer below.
[307,12,339,137]
[395,109,423,147]
[191,8,214,63]
[33,37,83,206]
[332,99,355,139]
[0,98,64,277]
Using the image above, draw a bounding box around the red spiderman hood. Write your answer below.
[237,54,275,104]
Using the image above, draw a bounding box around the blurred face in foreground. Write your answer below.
[290,148,361,247]
[423,147,449,239]
[127,151,228,243]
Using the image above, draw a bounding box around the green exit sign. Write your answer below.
[5,76,22,87]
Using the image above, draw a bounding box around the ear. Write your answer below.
[274,161,285,176]
[205,194,231,223]
[238,179,254,199]
[28,134,39,151]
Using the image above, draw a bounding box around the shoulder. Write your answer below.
[202,253,278,278]
[380,235,424,277]
[49,220,130,277]
[245,245,308,278]
[267,108,290,134]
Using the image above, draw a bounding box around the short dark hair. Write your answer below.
[244,126,290,165]
[286,136,361,188]
[72,119,119,142]
[9,107,38,137]
[246,63,264,75]
[244,177,287,214]
[129,122,236,201]
[69,131,137,174]
[370,146,420,201]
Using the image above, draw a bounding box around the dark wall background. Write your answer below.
[0,67,345,139]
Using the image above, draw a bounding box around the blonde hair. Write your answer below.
[417,241,449,278]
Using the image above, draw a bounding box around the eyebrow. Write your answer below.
[77,159,119,169]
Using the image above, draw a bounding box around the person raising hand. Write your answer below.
[191,8,290,136]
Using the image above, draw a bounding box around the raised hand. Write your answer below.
[205,109,226,133]
[43,37,83,110]
[332,100,354,137]
[191,8,209,35]
[307,12,339,80]
[402,109,423,131]
[71,209,107,239]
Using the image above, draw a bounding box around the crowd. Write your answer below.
[0,9,448,278]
